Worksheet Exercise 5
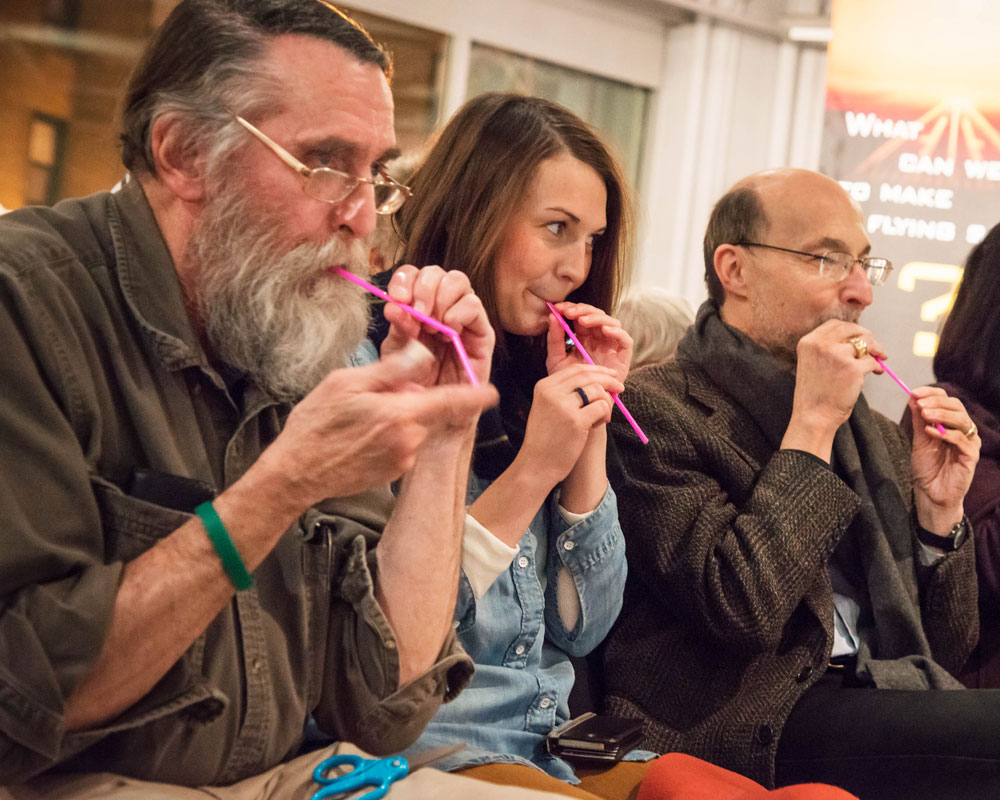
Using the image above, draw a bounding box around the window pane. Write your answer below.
[28,117,57,165]
[467,43,650,187]
[0,1,153,209]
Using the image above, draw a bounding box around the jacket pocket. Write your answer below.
[91,476,192,563]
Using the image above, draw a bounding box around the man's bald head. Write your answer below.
[702,169,859,305]
[703,168,873,363]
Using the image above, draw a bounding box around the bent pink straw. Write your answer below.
[873,356,946,436]
[332,267,479,386]
[546,302,648,444]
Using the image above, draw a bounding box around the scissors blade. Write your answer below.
[405,743,466,771]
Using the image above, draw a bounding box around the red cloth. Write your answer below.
[636,753,858,800]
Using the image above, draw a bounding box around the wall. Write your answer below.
[635,0,829,306]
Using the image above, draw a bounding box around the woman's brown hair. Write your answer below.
[397,92,633,349]
[934,221,1000,413]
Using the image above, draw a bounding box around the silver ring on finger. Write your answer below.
[574,387,590,408]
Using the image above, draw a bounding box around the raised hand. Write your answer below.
[908,386,980,533]
[548,301,633,382]
[514,362,624,487]
[258,341,498,508]
[380,265,494,387]
[782,319,886,460]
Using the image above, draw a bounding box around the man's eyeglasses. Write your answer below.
[233,115,412,215]
[735,242,893,286]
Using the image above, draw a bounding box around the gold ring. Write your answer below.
[965,421,978,438]
[848,336,868,359]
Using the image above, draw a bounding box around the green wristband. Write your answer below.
[195,501,253,591]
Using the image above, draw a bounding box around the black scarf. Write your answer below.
[677,302,961,689]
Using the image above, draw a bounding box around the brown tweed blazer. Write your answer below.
[603,358,977,786]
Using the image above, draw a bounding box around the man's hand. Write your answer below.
[908,386,980,534]
[256,341,498,510]
[380,265,494,386]
[782,319,886,461]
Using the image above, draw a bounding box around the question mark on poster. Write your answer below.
[896,262,964,357]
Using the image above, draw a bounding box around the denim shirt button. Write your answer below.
[452,619,461,629]
[517,556,529,568]
[515,644,526,655]
[539,697,552,709]
[562,540,576,551]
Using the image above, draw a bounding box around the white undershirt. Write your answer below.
[462,487,605,630]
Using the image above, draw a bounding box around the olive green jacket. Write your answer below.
[0,180,471,785]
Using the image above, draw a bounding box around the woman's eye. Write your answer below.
[546,221,565,236]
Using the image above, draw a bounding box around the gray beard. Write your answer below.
[186,189,371,402]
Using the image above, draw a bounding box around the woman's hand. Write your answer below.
[548,302,632,383]
[515,363,624,486]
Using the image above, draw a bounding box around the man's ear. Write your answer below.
[148,115,206,203]
[713,243,749,300]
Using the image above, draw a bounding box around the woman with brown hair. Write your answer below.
[369,92,640,798]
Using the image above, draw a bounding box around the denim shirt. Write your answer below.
[403,474,627,783]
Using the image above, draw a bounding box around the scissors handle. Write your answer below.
[312,754,408,800]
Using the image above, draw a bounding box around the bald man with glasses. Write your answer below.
[603,168,1000,800]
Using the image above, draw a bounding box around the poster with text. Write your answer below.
[820,0,1000,418]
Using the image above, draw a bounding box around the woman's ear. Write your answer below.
[713,243,749,300]
[148,115,206,203]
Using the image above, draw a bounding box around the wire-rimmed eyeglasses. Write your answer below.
[735,242,893,286]
[233,115,412,215]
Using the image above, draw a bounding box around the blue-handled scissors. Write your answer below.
[310,743,465,800]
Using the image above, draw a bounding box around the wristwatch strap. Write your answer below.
[916,520,967,551]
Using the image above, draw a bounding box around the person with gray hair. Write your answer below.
[0,2,567,798]
[616,288,694,369]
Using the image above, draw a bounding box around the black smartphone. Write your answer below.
[546,712,644,763]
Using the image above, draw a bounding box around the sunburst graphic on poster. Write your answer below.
[820,0,1000,418]
[850,97,1000,182]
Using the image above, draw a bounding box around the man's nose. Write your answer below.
[331,184,378,240]
[841,260,874,308]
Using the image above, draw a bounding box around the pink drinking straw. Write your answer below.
[873,355,947,436]
[546,302,648,444]
[332,267,479,387]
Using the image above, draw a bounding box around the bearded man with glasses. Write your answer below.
[603,168,1000,800]
[0,2,582,798]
